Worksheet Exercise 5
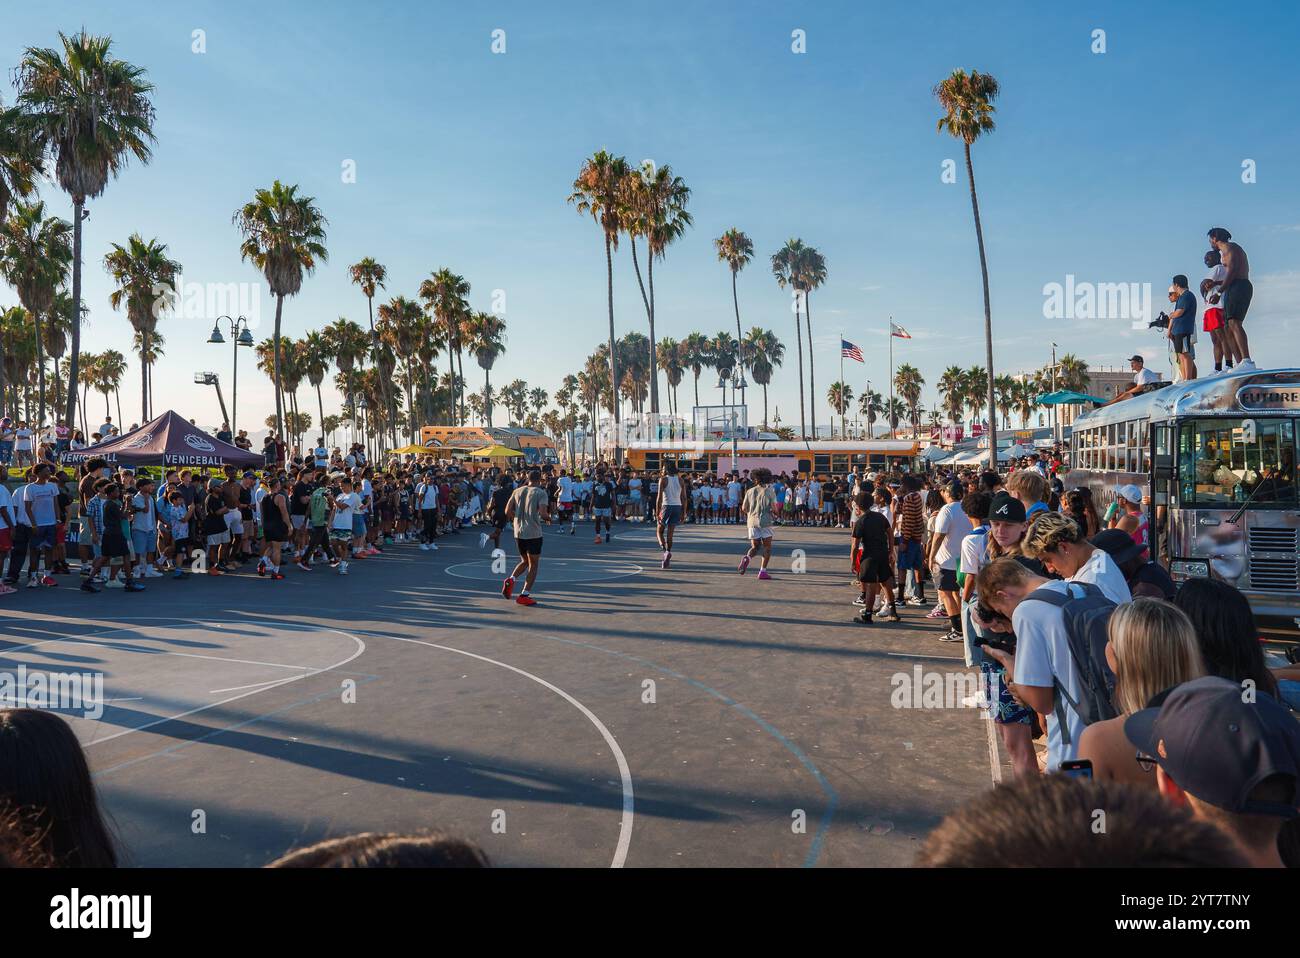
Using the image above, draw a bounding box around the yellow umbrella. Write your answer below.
[388,444,436,455]
[467,444,523,458]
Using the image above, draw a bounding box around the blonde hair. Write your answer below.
[1022,511,1083,558]
[974,556,1040,599]
[1006,469,1048,504]
[1108,599,1204,715]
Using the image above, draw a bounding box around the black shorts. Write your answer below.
[516,536,543,556]
[938,567,960,592]
[1222,278,1253,323]
[1172,332,1193,354]
[857,555,894,584]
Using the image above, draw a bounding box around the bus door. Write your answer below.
[1151,422,1173,566]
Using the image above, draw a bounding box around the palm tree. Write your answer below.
[418,268,470,424]
[0,199,72,426]
[1013,378,1038,429]
[96,348,127,424]
[103,233,181,422]
[625,163,692,415]
[858,388,884,437]
[681,332,711,410]
[569,150,630,459]
[894,363,925,439]
[232,181,327,440]
[0,99,43,229]
[463,310,506,426]
[715,228,754,408]
[993,374,1016,430]
[827,382,853,438]
[938,365,968,428]
[965,364,989,432]
[887,397,908,437]
[746,328,784,430]
[656,337,684,416]
[44,289,75,414]
[935,67,1001,455]
[347,258,388,422]
[798,245,827,437]
[377,295,426,441]
[710,331,737,405]
[300,330,332,443]
[772,239,810,437]
[17,31,156,430]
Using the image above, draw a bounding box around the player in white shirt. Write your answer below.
[1200,248,1231,374]
[927,482,972,642]
[726,477,742,523]
[329,478,360,573]
[556,470,576,534]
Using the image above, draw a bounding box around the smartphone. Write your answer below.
[1058,759,1093,779]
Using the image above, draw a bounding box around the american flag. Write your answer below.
[841,339,864,362]
[890,322,912,339]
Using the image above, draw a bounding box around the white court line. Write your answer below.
[377,632,635,870]
[7,618,366,748]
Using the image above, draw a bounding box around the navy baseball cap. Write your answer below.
[988,491,1026,523]
[1124,676,1300,818]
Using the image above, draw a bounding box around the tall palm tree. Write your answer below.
[935,68,1001,455]
[993,373,1016,430]
[1013,378,1038,429]
[96,348,127,424]
[715,228,754,408]
[17,30,156,430]
[771,239,810,437]
[347,257,391,439]
[710,330,737,406]
[0,199,72,426]
[894,363,925,439]
[965,364,990,432]
[798,245,827,437]
[938,365,968,428]
[827,382,853,438]
[569,150,630,459]
[377,295,425,441]
[418,268,470,424]
[886,397,908,437]
[463,310,506,426]
[44,289,75,414]
[103,232,180,422]
[232,181,327,440]
[745,327,784,430]
[301,330,332,443]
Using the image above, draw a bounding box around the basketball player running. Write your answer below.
[738,468,777,579]
[655,461,684,569]
[502,469,549,606]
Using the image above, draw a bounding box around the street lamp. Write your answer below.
[208,316,254,435]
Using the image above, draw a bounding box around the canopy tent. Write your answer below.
[388,444,437,456]
[919,444,951,462]
[1006,443,1035,458]
[1037,389,1106,406]
[61,410,263,469]
[466,444,524,459]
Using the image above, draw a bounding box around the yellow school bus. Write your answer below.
[625,438,921,476]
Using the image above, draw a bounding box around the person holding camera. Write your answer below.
[1166,275,1197,382]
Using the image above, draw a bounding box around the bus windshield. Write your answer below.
[1178,418,1296,507]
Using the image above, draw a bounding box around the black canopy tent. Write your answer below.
[60,410,263,470]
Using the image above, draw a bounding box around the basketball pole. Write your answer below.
[889,315,895,440]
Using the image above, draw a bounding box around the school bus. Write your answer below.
[625,438,921,476]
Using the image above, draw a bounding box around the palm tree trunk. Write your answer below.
[456,346,467,425]
[965,141,998,461]
[794,305,806,438]
[484,367,492,426]
[140,328,149,422]
[762,383,769,429]
[805,294,816,439]
[64,199,84,429]
[33,313,46,427]
[732,270,745,408]
[604,233,619,463]
[272,295,285,440]
[692,370,699,408]
[114,388,122,427]
[647,249,659,415]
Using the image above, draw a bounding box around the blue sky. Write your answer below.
[4,0,1299,437]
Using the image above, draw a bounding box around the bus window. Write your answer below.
[645,453,660,471]
[814,454,831,473]
[1178,419,1296,506]
[798,458,812,474]
[831,454,849,472]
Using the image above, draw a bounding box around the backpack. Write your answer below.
[1021,581,1119,745]
[309,487,330,526]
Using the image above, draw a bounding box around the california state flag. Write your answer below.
[890,321,912,339]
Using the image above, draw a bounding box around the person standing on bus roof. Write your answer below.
[1167,276,1198,382]
[1207,227,1254,371]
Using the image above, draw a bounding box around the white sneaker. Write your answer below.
[429,543,438,551]
[338,562,349,575]
[1237,358,1257,371]
[104,578,124,589]
[479,533,489,548]
[419,543,430,551]
[144,567,163,578]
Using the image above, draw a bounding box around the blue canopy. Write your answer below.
[1037,389,1106,406]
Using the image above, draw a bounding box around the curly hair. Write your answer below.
[1022,511,1084,558]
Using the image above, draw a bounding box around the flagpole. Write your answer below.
[839,331,845,440]
[888,316,895,440]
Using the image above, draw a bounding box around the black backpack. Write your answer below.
[1021,581,1119,745]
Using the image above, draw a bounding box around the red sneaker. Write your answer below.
[272,572,285,580]
[501,577,515,600]
[515,595,537,606]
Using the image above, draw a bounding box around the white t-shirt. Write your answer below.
[1132,367,1159,386]
[10,485,28,526]
[933,502,971,569]
[1013,581,1089,771]
[660,475,682,507]
[14,429,32,451]
[331,491,359,530]
[360,479,373,514]
[0,485,12,525]
[97,423,116,438]
[417,482,439,510]
[726,481,742,504]
[130,492,156,532]
[628,477,642,500]
[1204,263,1227,312]
[24,482,58,527]
[557,476,574,503]
[807,480,822,507]
[1071,547,1132,604]
[314,447,329,467]
[959,525,989,582]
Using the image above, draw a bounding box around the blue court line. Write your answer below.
[539,634,838,868]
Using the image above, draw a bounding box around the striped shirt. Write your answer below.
[898,492,925,541]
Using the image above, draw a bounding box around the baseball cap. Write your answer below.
[1124,676,1300,818]
[1117,484,1143,506]
[1090,528,1145,566]
[1128,354,1144,363]
[1167,284,1178,295]
[988,491,1026,523]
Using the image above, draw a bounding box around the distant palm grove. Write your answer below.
[0,31,1073,454]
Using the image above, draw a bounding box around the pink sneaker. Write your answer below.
[757,569,771,580]
[738,555,750,575]
[926,605,947,619]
